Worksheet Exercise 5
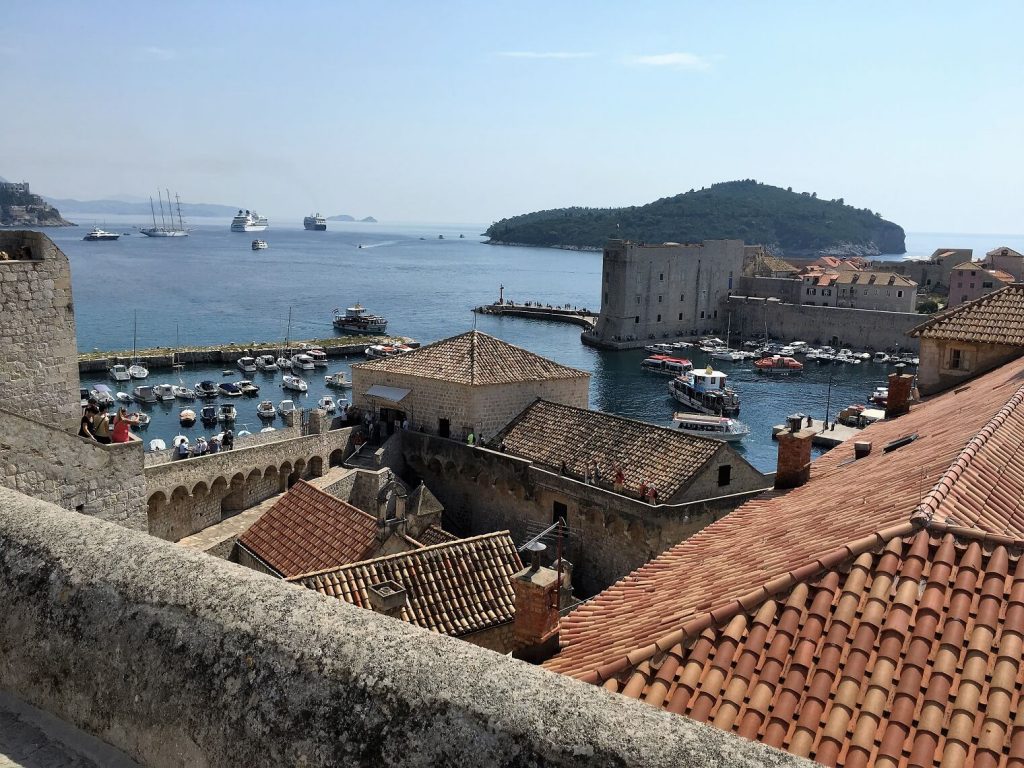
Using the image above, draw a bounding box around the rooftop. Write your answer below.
[289,531,523,637]
[352,330,589,386]
[909,283,1024,346]
[237,480,387,578]
[414,524,460,547]
[488,399,731,498]
[987,246,1024,259]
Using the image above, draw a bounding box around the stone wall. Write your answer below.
[145,423,303,467]
[0,231,80,433]
[0,487,808,768]
[916,338,1023,395]
[727,295,922,352]
[401,432,771,595]
[0,406,147,530]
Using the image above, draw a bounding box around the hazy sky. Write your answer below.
[3,2,1022,231]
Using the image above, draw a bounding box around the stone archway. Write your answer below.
[309,455,324,478]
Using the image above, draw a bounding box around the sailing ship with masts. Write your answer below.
[141,189,190,237]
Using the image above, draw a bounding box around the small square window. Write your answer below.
[659,273,664,281]
[658,295,662,303]
[717,465,732,486]
[700,311,705,319]
[678,313,683,320]
[657,314,662,322]
[635,316,640,324]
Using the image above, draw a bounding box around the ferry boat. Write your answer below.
[83,228,120,241]
[672,413,750,442]
[332,304,388,334]
[668,366,740,416]
[754,355,804,375]
[304,213,327,231]
[640,355,693,375]
[230,209,269,232]
[251,239,268,250]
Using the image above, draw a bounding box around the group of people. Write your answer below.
[561,459,660,503]
[79,401,138,444]
[174,429,234,460]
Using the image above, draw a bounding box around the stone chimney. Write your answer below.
[775,416,816,489]
[375,480,408,542]
[366,580,407,619]
[885,373,914,419]
[512,543,560,647]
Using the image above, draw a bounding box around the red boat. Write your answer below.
[641,355,694,375]
[754,355,804,374]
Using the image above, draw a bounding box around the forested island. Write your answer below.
[485,180,906,256]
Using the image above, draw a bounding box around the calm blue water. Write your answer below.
[48,219,1018,470]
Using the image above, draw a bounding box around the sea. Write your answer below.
[48,216,1024,472]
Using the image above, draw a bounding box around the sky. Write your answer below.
[2,2,1022,231]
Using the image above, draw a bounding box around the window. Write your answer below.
[970,283,975,289]
[604,292,608,303]
[717,465,732,486]
[678,312,683,320]
[657,314,661,322]
[897,290,904,297]
[961,295,968,303]
[658,295,662,303]
[636,296,641,304]
[983,281,994,289]
[659,273,664,281]
[700,311,705,319]
[634,315,640,324]
[552,500,567,527]
[680,293,684,301]
[713,310,718,318]
[949,348,963,369]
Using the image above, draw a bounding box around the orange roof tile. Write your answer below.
[489,399,733,498]
[352,330,589,386]
[237,480,380,578]
[415,524,460,547]
[545,356,1024,681]
[289,531,522,637]
[909,283,1024,345]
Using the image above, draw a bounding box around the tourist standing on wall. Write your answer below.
[111,407,138,443]
[79,405,98,440]
[92,404,111,444]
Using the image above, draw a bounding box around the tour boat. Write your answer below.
[132,385,157,404]
[237,356,257,372]
[640,355,694,375]
[256,400,277,419]
[668,366,741,416]
[83,228,119,241]
[128,363,149,380]
[255,354,279,372]
[672,413,750,442]
[231,209,268,232]
[279,399,297,416]
[152,383,176,401]
[90,385,115,407]
[332,304,388,334]
[317,396,337,413]
[304,213,327,231]
[218,382,243,397]
[200,405,218,425]
[282,374,308,392]
[307,348,328,367]
[754,355,804,375]
[171,384,196,400]
[324,371,352,389]
[194,380,219,398]
[236,380,260,396]
[179,408,196,427]
[109,364,131,382]
[290,353,315,371]
[218,403,237,422]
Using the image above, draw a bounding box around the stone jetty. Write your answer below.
[473,301,597,330]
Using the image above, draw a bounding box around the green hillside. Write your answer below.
[484,180,906,255]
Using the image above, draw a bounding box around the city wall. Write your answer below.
[726,295,921,351]
[0,487,807,768]
[400,432,770,595]
[0,406,147,530]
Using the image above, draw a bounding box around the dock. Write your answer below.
[473,301,598,330]
[771,418,861,448]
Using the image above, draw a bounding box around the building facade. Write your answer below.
[801,270,917,312]
[946,262,1014,308]
[583,239,746,349]
[984,246,1024,280]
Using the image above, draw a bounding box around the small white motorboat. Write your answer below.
[251,239,268,250]
[134,412,151,429]
[237,356,257,372]
[218,403,237,422]
[256,400,277,419]
[171,384,196,400]
[179,408,196,427]
[282,374,308,392]
[279,399,297,416]
[115,391,132,405]
[133,385,157,404]
[307,348,328,367]
[317,396,337,413]
[255,354,278,372]
[194,380,219,398]
[237,380,260,396]
[128,363,149,379]
[152,383,176,401]
[90,384,115,406]
[237,428,252,437]
[218,382,243,397]
[324,371,352,389]
[148,438,166,452]
[200,405,218,424]
[276,356,292,371]
[172,435,189,448]
[290,353,315,371]
[260,426,276,433]
[109,364,131,382]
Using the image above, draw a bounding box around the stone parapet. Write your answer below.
[0,486,810,768]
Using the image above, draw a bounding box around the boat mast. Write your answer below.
[175,193,185,231]
[132,310,138,364]
[158,190,167,229]
[149,196,157,228]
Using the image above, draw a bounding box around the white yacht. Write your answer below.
[152,383,176,401]
[324,371,352,389]
[83,228,120,242]
[307,348,328,367]
[290,353,315,371]
[237,356,257,373]
[128,363,149,380]
[255,354,278,372]
[256,400,277,419]
[132,385,157,404]
[282,374,308,392]
[231,209,268,232]
[317,396,337,413]
[109,364,131,382]
[672,413,749,442]
[279,399,297,416]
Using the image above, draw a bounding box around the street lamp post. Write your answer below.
[824,370,834,430]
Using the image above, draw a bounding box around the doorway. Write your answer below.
[439,418,450,439]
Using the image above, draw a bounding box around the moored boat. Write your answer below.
[179,408,196,427]
[218,403,237,422]
[255,354,279,372]
[200,405,218,424]
[282,374,308,392]
[152,383,176,401]
[754,355,804,375]
[237,356,257,372]
[324,371,352,389]
[364,343,413,359]
[640,355,693,375]
[290,353,315,371]
[132,385,157,404]
[218,382,242,397]
[668,366,740,416]
[109,364,131,382]
[332,304,388,334]
[279,399,297,416]
[307,348,328,367]
[256,400,277,419]
[83,228,119,241]
[672,412,750,442]
[128,363,149,380]
[194,380,219,398]
[90,384,116,407]
[115,391,131,405]
[317,396,337,413]
[171,384,196,400]
[237,380,260,396]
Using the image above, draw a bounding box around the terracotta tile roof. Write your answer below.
[988,268,1016,283]
[760,254,798,273]
[833,270,915,287]
[415,524,460,547]
[987,246,1024,259]
[545,356,1024,681]
[603,523,1024,768]
[950,261,983,271]
[909,283,1024,345]
[289,531,523,637]
[352,330,588,386]
[488,399,728,499]
[237,480,380,578]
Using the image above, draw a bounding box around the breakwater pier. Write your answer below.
[77,336,417,374]
[473,301,597,330]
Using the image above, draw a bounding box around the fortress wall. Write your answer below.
[0,486,809,768]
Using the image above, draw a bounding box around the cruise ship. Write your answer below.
[230,209,269,232]
[303,213,327,231]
